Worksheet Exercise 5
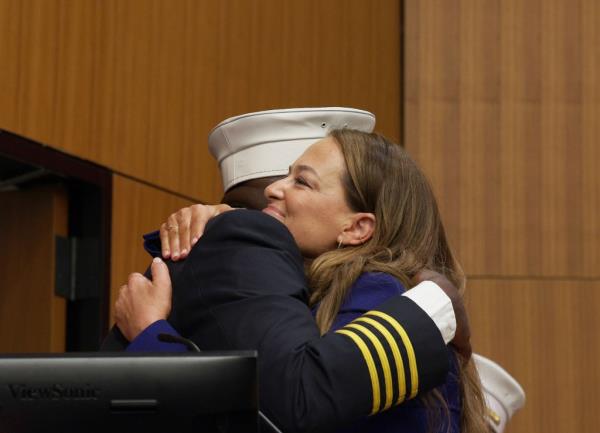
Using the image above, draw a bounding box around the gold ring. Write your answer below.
[166,225,178,231]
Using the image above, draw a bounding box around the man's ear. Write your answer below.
[339,213,376,246]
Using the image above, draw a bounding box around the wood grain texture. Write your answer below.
[0,187,67,352]
[405,1,599,431]
[0,0,402,202]
[109,174,193,323]
[466,278,600,433]
[405,0,599,278]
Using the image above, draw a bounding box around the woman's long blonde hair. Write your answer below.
[308,129,487,433]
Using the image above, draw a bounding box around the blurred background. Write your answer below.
[0,1,598,432]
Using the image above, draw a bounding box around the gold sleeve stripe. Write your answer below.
[336,329,381,414]
[345,323,393,412]
[354,317,407,405]
[366,310,419,399]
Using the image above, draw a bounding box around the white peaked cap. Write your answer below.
[474,354,526,433]
[208,107,376,191]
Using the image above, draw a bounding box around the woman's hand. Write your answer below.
[114,257,173,342]
[160,203,233,261]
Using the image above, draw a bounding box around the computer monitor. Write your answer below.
[0,352,257,433]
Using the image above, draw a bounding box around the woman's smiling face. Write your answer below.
[262,137,355,257]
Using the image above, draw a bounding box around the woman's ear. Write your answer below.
[340,213,376,246]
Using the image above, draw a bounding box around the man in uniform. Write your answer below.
[103,108,467,432]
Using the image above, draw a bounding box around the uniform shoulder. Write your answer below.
[201,208,301,256]
[209,208,289,234]
[337,272,407,315]
[353,272,407,295]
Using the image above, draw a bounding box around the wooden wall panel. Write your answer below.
[405,0,599,278]
[466,279,600,433]
[110,174,193,323]
[0,187,67,352]
[405,1,599,431]
[0,0,402,202]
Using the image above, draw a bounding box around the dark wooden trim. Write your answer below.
[0,130,109,188]
[0,129,112,347]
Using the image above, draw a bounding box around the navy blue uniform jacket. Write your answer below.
[101,210,449,433]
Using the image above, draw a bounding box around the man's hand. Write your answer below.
[411,269,472,359]
[160,203,233,261]
[114,257,173,342]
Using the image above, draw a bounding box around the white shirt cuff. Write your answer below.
[401,281,456,344]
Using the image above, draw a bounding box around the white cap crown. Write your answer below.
[208,107,376,191]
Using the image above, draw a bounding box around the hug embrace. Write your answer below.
[106,108,497,433]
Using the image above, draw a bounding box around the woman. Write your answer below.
[266,129,486,432]
[118,129,487,432]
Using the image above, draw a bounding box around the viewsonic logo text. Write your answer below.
[8,384,100,400]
